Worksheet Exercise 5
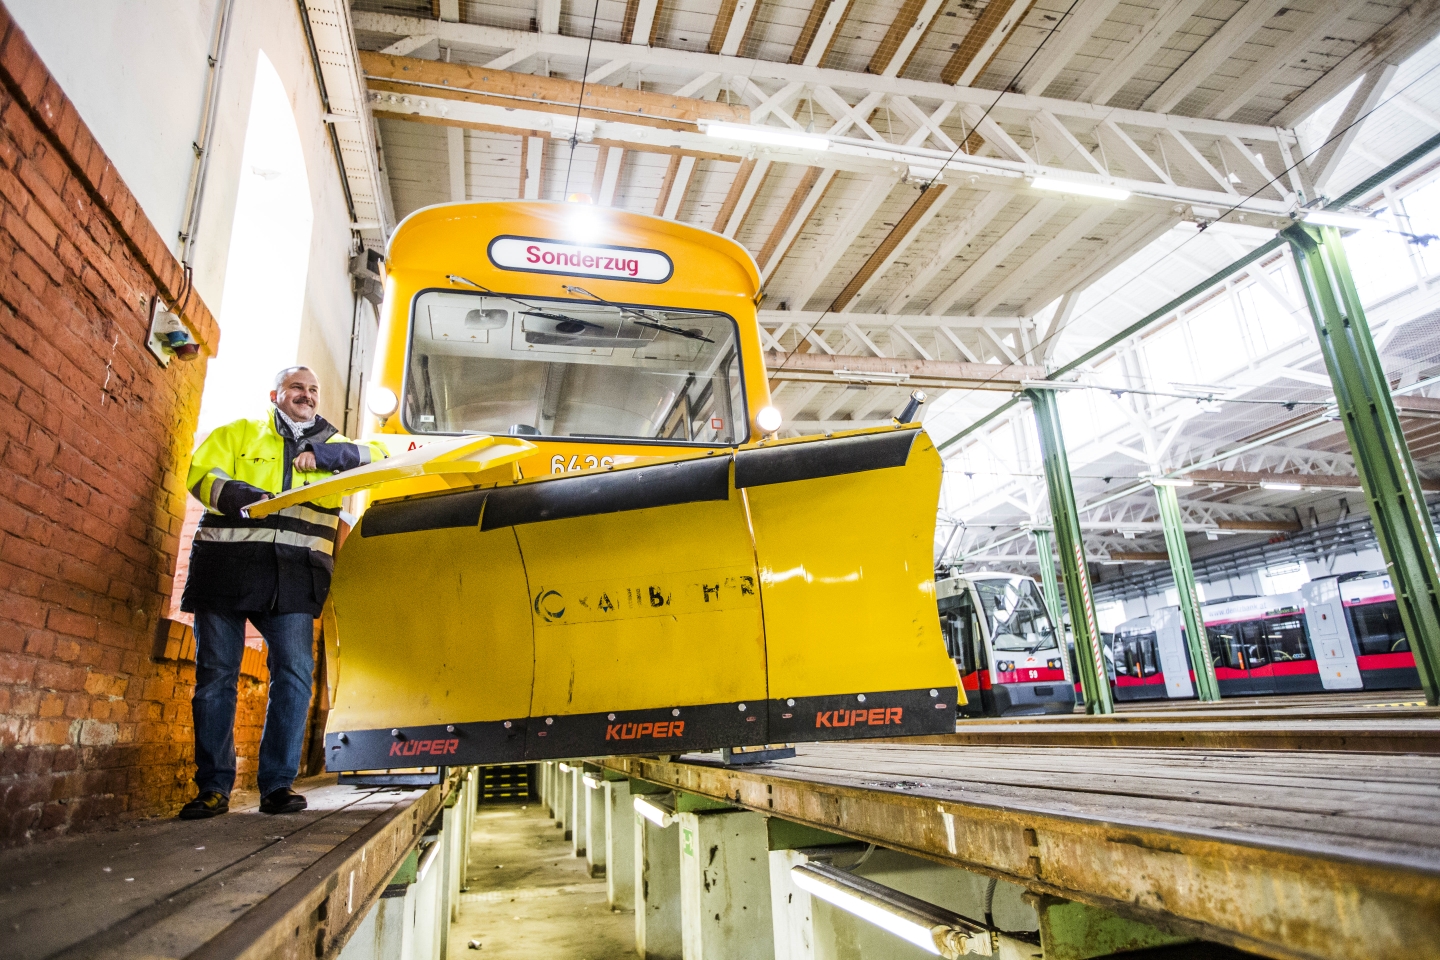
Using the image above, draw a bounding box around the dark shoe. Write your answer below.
[260,787,308,815]
[179,791,229,820]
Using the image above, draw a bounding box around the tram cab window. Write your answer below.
[1262,616,1311,661]
[1348,601,1409,654]
[405,292,747,444]
[1115,630,1160,679]
[1206,624,1246,670]
[938,593,981,674]
[1238,621,1266,668]
[973,579,1060,654]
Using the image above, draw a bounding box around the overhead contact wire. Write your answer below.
[932,58,1440,453]
[563,0,604,199]
[767,0,1084,395]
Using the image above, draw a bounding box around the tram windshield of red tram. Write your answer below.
[936,572,1077,716]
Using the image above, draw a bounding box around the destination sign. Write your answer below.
[488,236,673,283]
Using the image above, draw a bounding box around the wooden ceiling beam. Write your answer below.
[792,0,854,67]
[623,0,665,45]
[1142,0,1289,114]
[1016,0,1123,95]
[941,0,1039,87]
[360,50,748,132]
[926,197,1066,315]
[1274,0,1440,128]
[757,166,828,274]
[831,184,953,312]
[867,0,947,77]
[371,110,740,163]
[1203,0,1370,120]
[709,0,761,56]
[1079,0,1206,106]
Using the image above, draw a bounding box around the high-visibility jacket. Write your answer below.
[182,410,387,616]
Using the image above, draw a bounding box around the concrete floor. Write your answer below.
[452,803,635,959]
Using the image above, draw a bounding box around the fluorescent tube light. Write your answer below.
[1150,477,1195,487]
[790,863,994,957]
[834,369,910,384]
[557,762,575,773]
[633,795,674,828]
[1031,177,1130,201]
[582,773,602,790]
[703,121,830,151]
[1019,380,1088,390]
[1302,209,1379,232]
[1259,480,1303,491]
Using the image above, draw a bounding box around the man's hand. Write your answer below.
[294,451,317,472]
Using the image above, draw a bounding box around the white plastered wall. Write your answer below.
[9,0,359,428]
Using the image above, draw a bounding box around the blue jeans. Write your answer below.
[191,610,316,797]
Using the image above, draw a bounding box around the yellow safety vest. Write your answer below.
[182,411,387,615]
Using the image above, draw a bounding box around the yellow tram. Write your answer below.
[253,201,960,769]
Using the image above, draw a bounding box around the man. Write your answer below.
[178,366,386,819]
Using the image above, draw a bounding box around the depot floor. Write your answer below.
[451,802,634,960]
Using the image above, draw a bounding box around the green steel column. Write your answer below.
[1032,528,1073,686]
[1284,222,1440,705]
[1152,482,1221,701]
[1027,388,1114,714]
[1032,529,1065,632]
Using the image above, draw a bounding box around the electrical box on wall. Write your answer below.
[146,297,199,366]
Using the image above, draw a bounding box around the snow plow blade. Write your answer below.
[321,425,960,770]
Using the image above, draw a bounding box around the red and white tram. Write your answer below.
[936,572,1076,716]
[1100,571,1420,701]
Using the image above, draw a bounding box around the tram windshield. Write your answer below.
[973,578,1060,653]
[405,291,746,444]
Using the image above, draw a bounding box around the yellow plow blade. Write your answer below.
[321,427,959,770]
[245,434,537,519]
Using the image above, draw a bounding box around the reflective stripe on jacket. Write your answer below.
[181,411,387,616]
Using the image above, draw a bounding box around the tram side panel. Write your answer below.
[1092,573,1421,704]
[1336,572,1422,690]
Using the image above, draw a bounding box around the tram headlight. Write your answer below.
[996,660,1014,673]
[367,385,398,419]
[1047,658,1062,670]
[756,405,782,433]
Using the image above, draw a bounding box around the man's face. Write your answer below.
[271,369,320,422]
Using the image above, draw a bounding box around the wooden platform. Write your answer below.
[0,777,441,960]
[605,740,1440,960]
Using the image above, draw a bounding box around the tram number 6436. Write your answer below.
[551,454,616,474]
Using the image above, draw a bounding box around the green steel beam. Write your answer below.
[935,133,1440,457]
[1032,529,1066,639]
[1283,222,1440,705]
[1028,388,1113,714]
[1032,528,1077,689]
[1152,483,1221,701]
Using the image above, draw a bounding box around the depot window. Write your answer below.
[404,290,747,445]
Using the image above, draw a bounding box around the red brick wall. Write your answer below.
[0,6,271,844]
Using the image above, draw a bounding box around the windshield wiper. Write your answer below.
[563,284,716,342]
[628,317,714,343]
